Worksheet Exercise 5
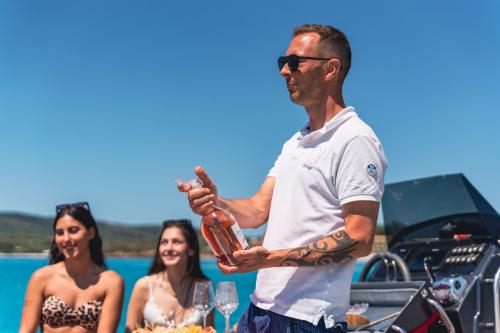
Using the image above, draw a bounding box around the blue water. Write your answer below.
[0,257,363,332]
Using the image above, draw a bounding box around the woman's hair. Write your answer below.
[49,202,107,269]
[148,219,207,280]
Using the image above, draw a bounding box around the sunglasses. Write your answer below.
[277,54,332,71]
[56,202,91,214]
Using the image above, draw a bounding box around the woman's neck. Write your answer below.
[64,252,97,278]
[161,267,195,308]
[163,265,189,286]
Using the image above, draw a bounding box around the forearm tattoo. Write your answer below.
[280,230,358,267]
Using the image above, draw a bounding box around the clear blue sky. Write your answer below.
[1,0,499,233]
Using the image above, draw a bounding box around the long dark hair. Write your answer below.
[49,203,107,269]
[148,219,207,280]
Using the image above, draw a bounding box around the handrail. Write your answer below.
[494,265,500,333]
[353,311,401,331]
[384,258,390,281]
[390,325,407,333]
[426,298,455,333]
[358,252,412,282]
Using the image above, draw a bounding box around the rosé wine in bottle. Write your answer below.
[185,177,250,266]
[200,206,250,266]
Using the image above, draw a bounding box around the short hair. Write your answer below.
[293,24,351,82]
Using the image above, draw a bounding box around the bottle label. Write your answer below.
[230,223,249,249]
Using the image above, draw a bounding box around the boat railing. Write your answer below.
[426,298,455,333]
[494,264,500,333]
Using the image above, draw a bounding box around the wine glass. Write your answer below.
[215,281,239,333]
[192,281,215,328]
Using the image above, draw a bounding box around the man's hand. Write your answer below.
[217,246,282,274]
[178,166,219,216]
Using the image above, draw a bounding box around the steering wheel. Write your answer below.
[358,252,412,282]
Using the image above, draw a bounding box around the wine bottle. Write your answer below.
[200,206,250,266]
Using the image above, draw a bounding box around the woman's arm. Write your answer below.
[124,277,149,333]
[97,271,124,333]
[19,269,46,333]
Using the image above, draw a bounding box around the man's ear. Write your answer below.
[325,58,342,81]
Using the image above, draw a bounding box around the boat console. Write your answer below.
[350,174,500,333]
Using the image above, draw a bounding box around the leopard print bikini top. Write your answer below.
[40,295,103,330]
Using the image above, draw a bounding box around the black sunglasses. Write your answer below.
[56,202,91,214]
[277,54,332,71]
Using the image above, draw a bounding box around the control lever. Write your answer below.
[424,257,435,284]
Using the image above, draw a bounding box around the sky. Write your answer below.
[1,0,499,234]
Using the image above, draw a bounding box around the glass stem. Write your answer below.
[203,314,207,328]
[224,314,230,333]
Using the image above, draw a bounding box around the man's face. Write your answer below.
[280,32,328,106]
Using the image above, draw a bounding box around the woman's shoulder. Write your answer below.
[27,264,62,291]
[98,269,123,293]
[30,263,59,281]
[100,269,124,285]
[133,274,155,291]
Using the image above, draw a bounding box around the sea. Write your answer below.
[0,257,364,332]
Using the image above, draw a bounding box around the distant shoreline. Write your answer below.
[0,252,216,259]
[0,252,371,262]
[0,252,48,258]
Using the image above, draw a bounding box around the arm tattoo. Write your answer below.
[280,230,358,267]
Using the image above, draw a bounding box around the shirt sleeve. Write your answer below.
[335,135,387,206]
[267,153,282,178]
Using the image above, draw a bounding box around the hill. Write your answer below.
[0,212,203,255]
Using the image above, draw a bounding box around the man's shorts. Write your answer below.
[236,303,348,333]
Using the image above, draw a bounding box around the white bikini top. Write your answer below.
[142,276,202,328]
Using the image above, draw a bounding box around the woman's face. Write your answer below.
[158,227,193,268]
[54,214,95,260]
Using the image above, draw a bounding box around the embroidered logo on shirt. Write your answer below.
[367,163,377,176]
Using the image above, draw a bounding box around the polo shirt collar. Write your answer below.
[298,106,357,143]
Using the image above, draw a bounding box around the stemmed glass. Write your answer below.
[193,281,215,328]
[215,281,239,333]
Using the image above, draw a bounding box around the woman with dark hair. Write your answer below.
[125,219,213,331]
[19,202,124,333]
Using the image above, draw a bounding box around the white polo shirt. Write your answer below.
[251,106,387,328]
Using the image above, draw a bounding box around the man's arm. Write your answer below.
[218,176,274,228]
[178,166,274,229]
[280,200,378,266]
[218,200,379,273]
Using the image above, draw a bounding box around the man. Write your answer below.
[179,24,386,333]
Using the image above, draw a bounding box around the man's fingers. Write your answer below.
[177,182,191,192]
[195,166,214,189]
[233,250,251,259]
[217,262,238,274]
[187,188,212,202]
[193,195,215,208]
[195,201,215,215]
[233,247,269,263]
[178,166,218,216]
